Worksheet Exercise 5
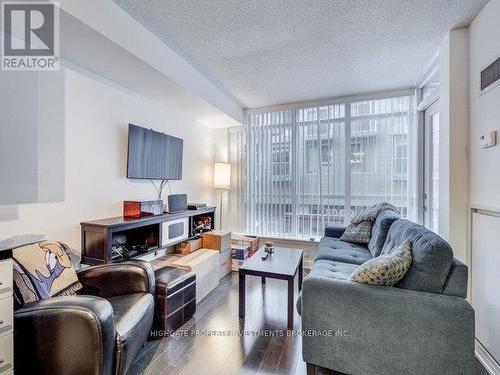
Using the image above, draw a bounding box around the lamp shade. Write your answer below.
[213,162,231,190]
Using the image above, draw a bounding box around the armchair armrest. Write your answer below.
[14,295,116,375]
[324,225,346,238]
[77,260,155,298]
[302,276,475,375]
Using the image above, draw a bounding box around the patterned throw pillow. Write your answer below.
[12,241,82,305]
[348,240,412,286]
[340,221,372,244]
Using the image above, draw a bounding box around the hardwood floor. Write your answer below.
[130,272,314,375]
[130,272,490,375]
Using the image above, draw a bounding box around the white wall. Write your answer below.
[469,0,500,209]
[468,0,500,370]
[0,67,215,253]
[438,29,469,262]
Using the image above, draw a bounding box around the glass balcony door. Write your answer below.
[423,101,439,233]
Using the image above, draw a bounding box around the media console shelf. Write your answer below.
[81,207,216,265]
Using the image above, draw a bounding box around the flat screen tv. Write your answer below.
[127,124,183,180]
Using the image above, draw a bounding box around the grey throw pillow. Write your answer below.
[348,240,412,286]
[340,220,372,244]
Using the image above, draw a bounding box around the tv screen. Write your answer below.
[127,124,183,180]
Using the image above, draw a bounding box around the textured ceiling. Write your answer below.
[113,0,487,109]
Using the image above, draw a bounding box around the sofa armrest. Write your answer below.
[324,225,346,238]
[14,295,116,375]
[301,276,475,375]
[77,260,155,298]
[443,258,468,298]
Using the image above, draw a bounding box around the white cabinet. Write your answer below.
[171,249,219,304]
[0,334,13,374]
[0,259,13,375]
[0,298,13,335]
[0,260,12,300]
[201,231,232,279]
[219,248,232,279]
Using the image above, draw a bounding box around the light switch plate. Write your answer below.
[480,130,497,148]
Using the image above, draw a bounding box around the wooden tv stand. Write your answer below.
[80,207,215,265]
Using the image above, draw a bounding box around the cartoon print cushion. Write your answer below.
[12,241,82,304]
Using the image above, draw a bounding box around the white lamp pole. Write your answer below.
[213,162,231,230]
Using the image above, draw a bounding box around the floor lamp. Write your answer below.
[213,162,231,230]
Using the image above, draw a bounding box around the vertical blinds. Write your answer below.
[231,94,414,239]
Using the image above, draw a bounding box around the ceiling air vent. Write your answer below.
[480,57,500,94]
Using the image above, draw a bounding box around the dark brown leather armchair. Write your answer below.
[14,261,155,375]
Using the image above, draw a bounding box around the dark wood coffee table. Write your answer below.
[238,247,303,329]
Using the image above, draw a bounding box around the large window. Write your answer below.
[350,137,376,173]
[233,94,414,239]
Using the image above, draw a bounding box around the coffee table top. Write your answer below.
[239,247,303,277]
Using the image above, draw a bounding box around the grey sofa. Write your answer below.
[298,212,475,375]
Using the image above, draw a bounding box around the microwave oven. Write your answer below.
[161,217,189,247]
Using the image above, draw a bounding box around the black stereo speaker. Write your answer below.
[167,194,188,213]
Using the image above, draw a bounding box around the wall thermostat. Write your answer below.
[480,130,497,148]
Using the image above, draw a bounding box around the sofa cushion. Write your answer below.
[324,225,347,239]
[108,292,155,375]
[367,209,399,257]
[382,219,453,294]
[309,260,359,281]
[349,240,412,286]
[316,237,372,265]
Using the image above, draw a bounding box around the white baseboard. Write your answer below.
[476,339,500,375]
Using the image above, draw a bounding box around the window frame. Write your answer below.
[242,89,415,239]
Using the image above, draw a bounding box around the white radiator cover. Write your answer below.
[472,212,500,366]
